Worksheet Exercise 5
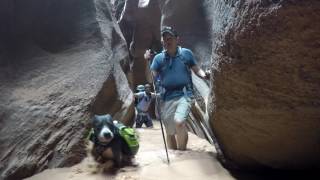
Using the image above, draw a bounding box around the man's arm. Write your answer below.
[151,70,159,79]
[134,92,144,98]
[191,65,210,80]
[150,92,160,99]
[182,48,210,80]
[145,49,159,78]
[133,93,139,98]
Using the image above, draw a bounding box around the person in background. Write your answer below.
[134,84,156,128]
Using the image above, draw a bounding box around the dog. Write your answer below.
[89,114,134,170]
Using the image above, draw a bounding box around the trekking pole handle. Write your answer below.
[144,49,157,62]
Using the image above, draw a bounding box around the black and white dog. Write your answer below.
[90,114,133,168]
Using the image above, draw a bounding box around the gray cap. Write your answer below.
[136,85,145,91]
[161,26,178,37]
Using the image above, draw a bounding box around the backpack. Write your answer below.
[134,96,142,106]
[114,121,139,155]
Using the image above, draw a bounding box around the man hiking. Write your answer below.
[134,84,156,128]
[145,26,210,150]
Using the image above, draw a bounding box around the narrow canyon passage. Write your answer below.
[1,0,319,179]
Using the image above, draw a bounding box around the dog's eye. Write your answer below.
[95,122,103,127]
[95,126,102,132]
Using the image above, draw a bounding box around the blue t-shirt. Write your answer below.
[150,47,196,101]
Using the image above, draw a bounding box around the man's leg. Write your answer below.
[145,114,153,128]
[166,134,177,150]
[135,114,143,128]
[176,121,188,150]
[174,97,192,150]
[161,99,178,150]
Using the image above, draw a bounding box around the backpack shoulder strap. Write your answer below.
[178,47,193,68]
[178,47,194,92]
[157,52,167,71]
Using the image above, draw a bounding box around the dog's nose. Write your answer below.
[103,132,111,138]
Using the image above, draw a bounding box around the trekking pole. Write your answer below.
[147,50,170,164]
[154,78,170,164]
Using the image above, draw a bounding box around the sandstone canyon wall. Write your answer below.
[117,0,320,170]
[204,0,320,169]
[0,0,134,179]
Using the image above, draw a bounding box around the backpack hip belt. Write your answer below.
[137,111,148,115]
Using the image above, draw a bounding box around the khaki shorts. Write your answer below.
[161,96,193,135]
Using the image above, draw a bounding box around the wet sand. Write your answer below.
[26,121,234,180]
[26,121,319,180]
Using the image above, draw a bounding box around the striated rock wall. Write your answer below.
[117,0,320,170]
[205,0,320,169]
[0,0,133,179]
[118,0,162,86]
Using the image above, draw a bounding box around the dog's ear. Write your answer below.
[105,114,113,121]
[92,115,100,126]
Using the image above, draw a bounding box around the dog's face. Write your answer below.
[92,114,116,145]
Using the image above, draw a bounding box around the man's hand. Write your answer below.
[144,49,156,61]
[204,69,211,80]
[191,66,211,80]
